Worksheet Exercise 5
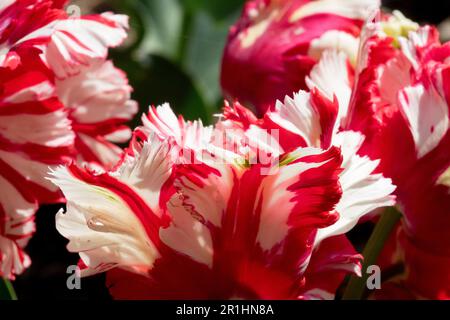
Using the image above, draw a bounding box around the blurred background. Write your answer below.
[13,0,450,299]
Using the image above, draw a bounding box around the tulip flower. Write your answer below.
[346,20,450,299]
[50,97,397,299]
[262,9,450,298]
[0,0,135,279]
[0,53,73,279]
[220,0,379,115]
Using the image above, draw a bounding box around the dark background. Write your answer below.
[13,0,450,300]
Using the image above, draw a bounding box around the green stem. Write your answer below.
[0,277,17,300]
[342,207,402,300]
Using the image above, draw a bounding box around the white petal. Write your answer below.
[306,50,352,130]
[0,150,60,192]
[141,103,213,152]
[4,81,54,104]
[0,235,31,279]
[398,84,449,158]
[245,125,284,157]
[104,127,133,143]
[160,196,213,268]
[114,137,174,215]
[51,167,159,276]
[308,31,359,65]
[0,110,73,147]
[0,175,36,221]
[44,14,128,79]
[290,0,380,22]
[315,131,396,244]
[0,0,14,12]
[174,159,235,228]
[77,133,122,167]
[141,103,182,143]
[268,91,321,147]
[257,147,336,250]
[56,60,137,124]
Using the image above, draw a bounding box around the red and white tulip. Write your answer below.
[220,0,379,114]
[0,0,136,278]
[346,16,450,299]
[0,52,73,279]
[50,99,399,299]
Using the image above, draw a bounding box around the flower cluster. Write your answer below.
[221,0,450,299]
[0,0,136,279]
[51,97,395,299]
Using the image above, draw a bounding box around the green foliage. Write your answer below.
[183,0,246,20]
[183,11,240,108]
[108,0,245,124]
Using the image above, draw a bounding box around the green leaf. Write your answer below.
[182,0,245,21]
[122,0,184,61]
[109,0,246,123]
[145,55,211,122]
[113,52,211,123]
[182,10,240,110]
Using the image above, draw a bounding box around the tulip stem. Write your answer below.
[0,277,17,300]
[342,206,402,300]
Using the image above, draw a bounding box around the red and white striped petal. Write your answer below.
[43,13,129,79]
[0,1,129,77]
[0,174,36,279]
[267,87,340,151]
[56,60,137,124]
[0,0,65,69]
[141,103,213,153]
[267,87,395,245]
[268,91,322,148]
[0,235,31,280]
[159,196,213,268]
[398,26,437,71]
[306,50,353,129]
[75,133,124,169]
[398,84,449,159]
[0,57,75,204]
[113,137,175,215]
[0,57,71,277]
[55,59,137,168]
[174,156,236,228]
[315,131,395,243]
[212,102,283,163]
[170,146,344,299]
[256,146,342,252]
[51,136,176,276]
[300,235,362,300]
[0,109,73,147]
[0,150,64,196]
[141,103,182,142]
[51,164,162,277]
